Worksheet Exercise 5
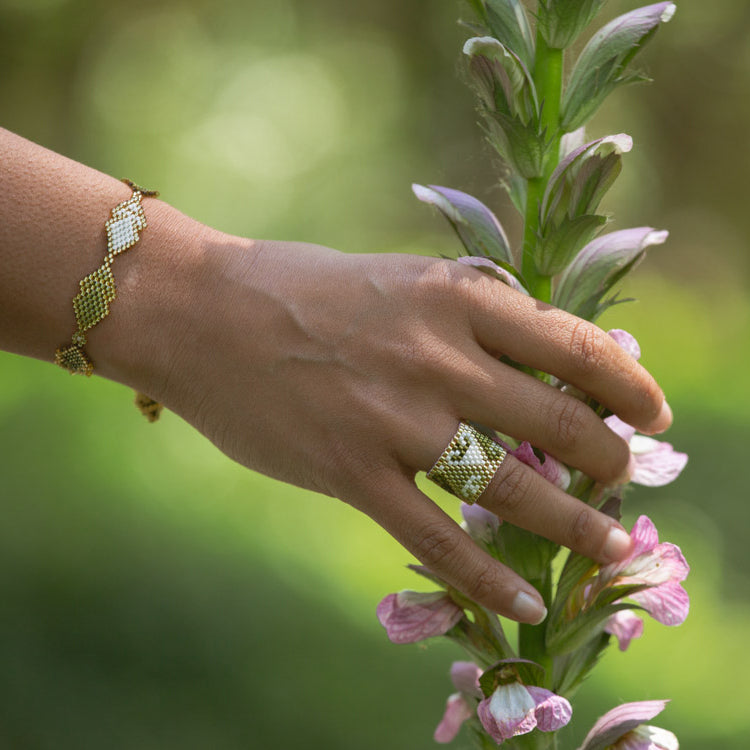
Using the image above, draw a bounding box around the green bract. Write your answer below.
[535,134,632,274]
[464,36,544,178]
[553,227,669,320]
[537,0,608,49]
[473,0,535,69]
[411,183,513,264]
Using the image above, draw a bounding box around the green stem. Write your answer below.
[518,573,553,685]
[521,32,564,304]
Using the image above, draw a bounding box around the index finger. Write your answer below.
[467,282,671,435]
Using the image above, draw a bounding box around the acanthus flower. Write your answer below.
[434,661,483,744]
[477,681,572,743]
[604,609,644,651]
[606,415,687,487]
[376,591,464,644]
[593,515,690,626]
[579,700,678,750]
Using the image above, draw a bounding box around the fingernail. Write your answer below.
[512,591,547,625]
[616,454,637,485]
[603,526,633,562]
[650,399,673,434]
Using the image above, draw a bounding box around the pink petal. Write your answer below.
[376,591,463,644]
[511,441,571,490]
[450,661,484,698]
[604,610,644,651]
[629,437,688,487]
[579,700,669,750]
[605,414,637,444]
[607,329,641,361]
[477,683,537,742]
[632,580,690,626]
[526,686,573,732]
[461,502,501,544]
[434,693,474,743]
[617,725,680,750]
[629,515,660,557]
[620,542,689,587]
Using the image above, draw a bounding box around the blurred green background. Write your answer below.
[1,0,748,748]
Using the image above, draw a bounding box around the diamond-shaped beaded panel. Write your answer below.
[54,345,93,376]
[427,421,507,503]
[105,195,147,257]
[72,264,116,331]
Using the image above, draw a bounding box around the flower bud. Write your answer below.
[463,36,545,178]
[412,184,512,264]
[562,3,677,131]
[553,227,668,320]
[479,0,534,68]
[578,700,673,750]
[536,134,632,275]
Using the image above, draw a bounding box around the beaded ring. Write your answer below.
[426,421,507,503]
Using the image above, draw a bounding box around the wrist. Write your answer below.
[92,199,255,404]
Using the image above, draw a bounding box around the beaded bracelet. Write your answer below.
[54,179,163,422]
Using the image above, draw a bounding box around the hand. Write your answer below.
[102,218,671,625]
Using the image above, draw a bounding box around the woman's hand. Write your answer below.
[101,218,671,625]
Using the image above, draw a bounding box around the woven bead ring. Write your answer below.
[426,421,507,504]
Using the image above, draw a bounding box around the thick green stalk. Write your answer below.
[518,571,553,680]
[521,32,563,304]
[518,33,564,705]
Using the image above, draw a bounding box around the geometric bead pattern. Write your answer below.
[427,421,507,503]
[55,181,164,421]
[54,344,94,376]
[55,186,150,374]
[105,194,147,258]
[72,264,117,331]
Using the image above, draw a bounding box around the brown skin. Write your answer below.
[0,127,672,624]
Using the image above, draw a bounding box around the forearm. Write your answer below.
[0,127,254,397]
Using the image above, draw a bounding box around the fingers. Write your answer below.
[354,469,548,624]
[452,349,631,483]
[476,455,633,564]
[466,281,670,435]
[403,416,632,567]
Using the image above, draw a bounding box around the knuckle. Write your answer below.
[412,523,460,571]
[465,565,498,603]
[552,396,588,447]
[317,438,390,498]
[489,459,528,516]
[416,260,472,306]
[569,508,594,551]
[568,320,607,376]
